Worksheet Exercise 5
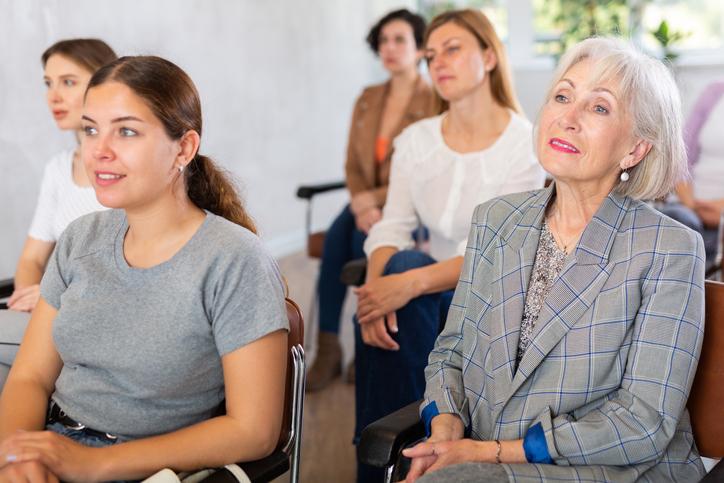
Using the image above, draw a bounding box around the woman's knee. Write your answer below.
[384,250,435,276]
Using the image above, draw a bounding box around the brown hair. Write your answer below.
[41,38,117,73]
[424,9,522,114]
[87,56,257,233]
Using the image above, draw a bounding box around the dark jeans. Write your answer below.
[354,250,454,483]
[318,204,366,334]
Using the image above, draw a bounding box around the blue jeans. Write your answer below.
[47,421,126,447]
[318,204,366,334]
[354,250,454,483]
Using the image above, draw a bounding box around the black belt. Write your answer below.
[47,400,118,442]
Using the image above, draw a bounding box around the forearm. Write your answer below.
[13,258,45,287]
[0,378,51,440]
[366,246,398,282]
[96,414,278,481]
[408,257,463,297]
[675,182,695,208]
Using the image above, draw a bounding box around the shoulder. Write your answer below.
[57,209,125,258]
[356,82,387,106]
[201,214,276,267]
[472,188,544,227]
[501,112,534,149]
[42,149,73,177]
[625,199,703,254]
[396,114,443,146]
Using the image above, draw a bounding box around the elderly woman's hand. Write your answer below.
[403,438,498,482]
[401,413,466,482]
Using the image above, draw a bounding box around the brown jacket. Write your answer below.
[344,77,436,207]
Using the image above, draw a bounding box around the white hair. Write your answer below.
[542,37,686,200]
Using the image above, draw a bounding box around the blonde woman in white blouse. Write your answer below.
[0,39,115,389]
[352,10,545,482]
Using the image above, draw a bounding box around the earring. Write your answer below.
[178,164,185,173]
[620,169,629,182]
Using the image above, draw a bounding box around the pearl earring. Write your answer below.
[620,170,629,182]
[178,164,185,173]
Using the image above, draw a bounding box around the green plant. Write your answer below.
[650,20,689,63]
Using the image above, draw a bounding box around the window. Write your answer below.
[418,0,509,41]
[640,0,724,55]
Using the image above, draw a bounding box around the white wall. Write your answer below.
[0,0,412,277]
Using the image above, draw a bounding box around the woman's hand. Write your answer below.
[402,414,466,482]
[354,272,419,350]
[7,285,41,312]
[694,200,723,228]
[0,431,103,483]
[403,438,496,482]
[350,191,378,216]
[355,207,382,234]
[0,461,58,483]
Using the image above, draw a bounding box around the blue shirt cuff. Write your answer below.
[421,401,439,438]
[523,422,554,464]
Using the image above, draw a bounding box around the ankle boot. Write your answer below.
[306,331,342,392]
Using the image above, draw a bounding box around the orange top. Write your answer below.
[375,136,390,164]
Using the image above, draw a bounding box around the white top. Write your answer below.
[364,112,545,261]
[692,97,724,201]
[28,149,107,242]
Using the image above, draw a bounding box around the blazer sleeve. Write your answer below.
[420,203,490,432]
[524,229,706,466]
[344,93,368,196]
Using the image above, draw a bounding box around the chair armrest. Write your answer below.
[358,399,425,468]
[0,278,14,299]
[701,458,724,482]
[296,181,346,200]
[340,258,367,286]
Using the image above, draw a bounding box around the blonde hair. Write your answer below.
[545,37,686,200]
[424,9,522,114]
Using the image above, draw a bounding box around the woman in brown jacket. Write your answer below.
[308,9,437,391]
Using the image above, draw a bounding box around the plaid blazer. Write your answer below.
[423,185,707,482]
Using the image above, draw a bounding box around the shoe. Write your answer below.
[345,358,355,384]
[306,331,342,392]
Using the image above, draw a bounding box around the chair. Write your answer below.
[358,281,724,483]
[0,278,13,310]
[206,298,306,483]
[296,181,346,259]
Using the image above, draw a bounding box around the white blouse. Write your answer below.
[28,149,107,242]
[364,112,545,261]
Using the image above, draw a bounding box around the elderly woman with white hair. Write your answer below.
[401,37,706,483]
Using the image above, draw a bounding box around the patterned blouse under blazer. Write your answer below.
[344,77,436,208]
[423,184,707,482]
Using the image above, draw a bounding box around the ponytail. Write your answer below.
[186,155,257,234]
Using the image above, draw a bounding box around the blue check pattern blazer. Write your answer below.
[423,185,707,482]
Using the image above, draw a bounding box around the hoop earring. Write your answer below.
[620,169,629,182]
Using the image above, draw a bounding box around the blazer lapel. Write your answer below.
[357,82,387,184]
[508,191,631,396]
[487,186,553,396]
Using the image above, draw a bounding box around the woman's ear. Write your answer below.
[176,130,201,169]
[620,139,652,170]
[483,48,498,72]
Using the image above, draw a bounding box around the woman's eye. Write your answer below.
[44,80,51,88]
[83,126,98,136]
[446,46,459,55]
[554,94,568,103]
[119,127,137,137]
[63,79,76,87]
[594,104,609,114]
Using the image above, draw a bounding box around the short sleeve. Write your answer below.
[39,227,73,309]
[210,237,289,356]
[28,161,60,242]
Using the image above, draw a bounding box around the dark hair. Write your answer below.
[366,9,427,54]
[424,9,522,114]
[87,56,257,233]
[41,38,117,73]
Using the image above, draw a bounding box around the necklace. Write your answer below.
[546,215,582,254]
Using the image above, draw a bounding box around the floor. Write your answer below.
[274,250,358,482]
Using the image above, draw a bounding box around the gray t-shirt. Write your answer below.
[40,209,288,440]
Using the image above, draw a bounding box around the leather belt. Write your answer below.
[47,400,118,441]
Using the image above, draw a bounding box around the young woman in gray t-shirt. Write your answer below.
[0,56,289,482]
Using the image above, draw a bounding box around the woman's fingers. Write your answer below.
[372,318,399,350]
[402,442,435,458]
[385,311,398,334]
